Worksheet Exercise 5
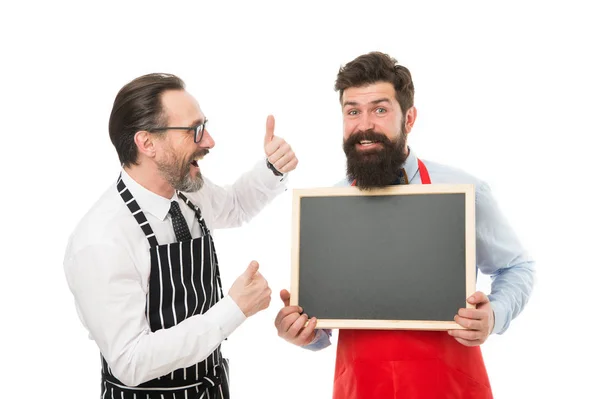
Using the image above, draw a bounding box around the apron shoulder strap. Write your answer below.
[417,159,431,184]
[177,192,210,236]
[116,175,159,247]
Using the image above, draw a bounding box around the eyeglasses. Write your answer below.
[148,119,208,143]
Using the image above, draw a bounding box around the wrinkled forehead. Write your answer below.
[160,89,205,125]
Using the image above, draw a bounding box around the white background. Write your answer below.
[1,1,599,397]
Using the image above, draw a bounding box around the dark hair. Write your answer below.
[334,51,415,115]
[108,73,185,167]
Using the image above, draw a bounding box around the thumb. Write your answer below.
[467,291,489,305]
[264,115,275,147]
[243,260,260,280]
[280,289,291,307]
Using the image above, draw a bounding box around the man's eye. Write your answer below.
[375,107,387,114]
[348,110,359,116]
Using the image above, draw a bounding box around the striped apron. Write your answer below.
[334,159,492,399]
[100,176,230,399]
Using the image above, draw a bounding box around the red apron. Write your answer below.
[334,159,492,399]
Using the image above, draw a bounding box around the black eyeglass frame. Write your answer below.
[148,120,208,143]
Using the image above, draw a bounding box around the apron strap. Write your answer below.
[417,159,431,184]
[116,175,159,247]
[176,191,210,236]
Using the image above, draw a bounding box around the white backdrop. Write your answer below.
[2,1,599,397]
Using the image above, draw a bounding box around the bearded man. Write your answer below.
[274,52,535,399]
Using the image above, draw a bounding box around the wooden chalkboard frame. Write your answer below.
[290,184,476,330]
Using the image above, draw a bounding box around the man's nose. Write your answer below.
[199,129,215,149]
[355,112,375,133]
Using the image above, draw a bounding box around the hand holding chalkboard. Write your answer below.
[448,291,495,345]
[274,289,318,346]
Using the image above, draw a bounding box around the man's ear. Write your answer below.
[134,130,157,159]
[404,106,417,134]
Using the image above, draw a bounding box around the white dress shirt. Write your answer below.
[63,160,287,386]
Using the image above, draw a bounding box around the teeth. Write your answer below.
[360,140,373,144]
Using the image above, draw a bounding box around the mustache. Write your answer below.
[190,149,209,160]
[196,149,209,157]
[344,130,393,147]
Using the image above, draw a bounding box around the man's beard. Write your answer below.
[157,149,209,193]
[343,127,408,190]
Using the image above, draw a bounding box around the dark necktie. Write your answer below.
[169,201,192,242]
[392,169,408,185]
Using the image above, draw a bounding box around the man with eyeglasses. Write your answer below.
[64,73,297,399]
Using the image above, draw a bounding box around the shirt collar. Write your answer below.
[120,169,178,221]
[403,146,419,183]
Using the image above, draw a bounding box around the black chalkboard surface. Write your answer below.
[290,184,476,330]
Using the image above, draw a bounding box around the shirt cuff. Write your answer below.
[255,158,289,188]
[490,300,508,335]
[302,328,332,351]
[202,295,246,339]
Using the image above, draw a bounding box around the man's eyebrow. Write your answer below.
[342,98,392,107]
[189,118,206,126]
[370,98,392,105]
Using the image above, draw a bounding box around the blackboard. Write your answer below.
[290,184,476,330]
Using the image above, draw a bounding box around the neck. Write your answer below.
[124,163,175,199]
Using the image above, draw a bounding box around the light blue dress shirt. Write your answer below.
[302,148,535,351]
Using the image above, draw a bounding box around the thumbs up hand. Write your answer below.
[263,115,298,174]
[229,261,272,317]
